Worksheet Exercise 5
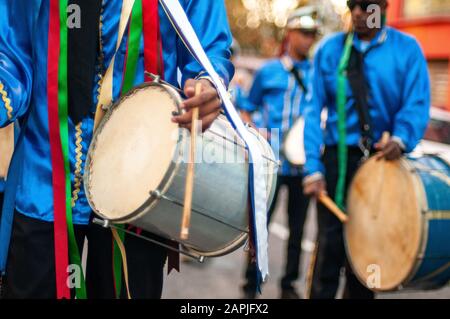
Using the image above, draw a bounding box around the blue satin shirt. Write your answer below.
[240,57,313,176]
[303,27,431,176]
[0,0,234,224]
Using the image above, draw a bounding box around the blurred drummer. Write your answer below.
[303,0,430,299]
[240,7,320,299]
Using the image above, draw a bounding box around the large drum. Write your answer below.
[0,124,14,179]
[346,155,450,291]
[84,81,278,257]
[281,117,305,167]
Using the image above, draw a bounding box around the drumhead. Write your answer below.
[345,157,425,291]
[85,83,181,221]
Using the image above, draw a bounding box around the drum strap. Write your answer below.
[94,0,136,130]
[347,45,373,153]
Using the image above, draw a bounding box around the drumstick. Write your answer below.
[180,83,202,240]
[318,193,348,224]
[380,131,390,147]
[375,131,391,160]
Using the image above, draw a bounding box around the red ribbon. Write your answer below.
[47,0,71,299]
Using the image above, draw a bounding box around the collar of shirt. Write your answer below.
[353,26,389,53]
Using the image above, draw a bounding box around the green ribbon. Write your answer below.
[112,0,143,298]
[58,0,87,299]
[335,33,354,210]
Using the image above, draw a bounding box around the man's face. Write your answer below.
[348,0,387,36]
[287,29,318,58]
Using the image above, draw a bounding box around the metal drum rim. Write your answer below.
[84,81,185,223]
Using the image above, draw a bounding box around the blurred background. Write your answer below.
[227,0,450,113]
[164,0,450,299]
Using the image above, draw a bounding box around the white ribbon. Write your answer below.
[159,0,269,280]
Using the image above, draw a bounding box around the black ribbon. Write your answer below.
[347,45,373,146]
[67,0,102,124]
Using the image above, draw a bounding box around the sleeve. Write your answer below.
[393,40,431,153]
[303,45,326,177]
[240,68,265,113]
[177,0,235,87]
[0,0,34,128]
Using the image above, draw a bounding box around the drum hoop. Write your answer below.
[344,157,428,292]
[84,81,186,222]
[184,232,248,257]
[398,157,429,288]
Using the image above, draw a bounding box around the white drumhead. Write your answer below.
[283,117,305,166]
[87,85,180,220]
[345,157,424,291]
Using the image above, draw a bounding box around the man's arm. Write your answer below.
[0,0,34,128]
[392,40,431,153]
[172,0,234,130]
[303,46,326,176]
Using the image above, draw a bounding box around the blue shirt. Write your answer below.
[0,0,234,224]
[303,27,430,176]
[241,57,313,176]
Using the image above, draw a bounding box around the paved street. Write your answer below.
[164,187,450,299]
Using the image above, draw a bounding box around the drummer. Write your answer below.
[303,0,430,299]
[0,0,233,299]
[240,7,320,299]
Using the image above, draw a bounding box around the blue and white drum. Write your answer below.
[346,154,450,291]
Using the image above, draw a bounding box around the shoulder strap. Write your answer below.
[281,56,307,93]
[93,0,136,131]
[345,36,373,145]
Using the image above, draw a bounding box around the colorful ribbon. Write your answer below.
[335,33,354,210]
[48,0,86,299]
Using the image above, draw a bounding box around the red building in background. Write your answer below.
[388,0,450,112]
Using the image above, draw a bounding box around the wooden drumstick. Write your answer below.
[375,131,391,160]
[318,193,349,224]
[380,131,390,147]
[181,83,202,240]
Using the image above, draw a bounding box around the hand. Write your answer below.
[303,178,327,197]
[172,79,221,131]
[374,139,403,161]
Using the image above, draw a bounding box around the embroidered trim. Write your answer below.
[96,1,105,103]
[71,123,83,208]
[0,82,13,120]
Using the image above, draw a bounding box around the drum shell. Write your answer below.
[406,155,450,289]
[117,119,277,256]
[345,154,450,291]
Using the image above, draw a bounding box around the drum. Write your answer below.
[0,124,14,179]
[84,81,278,257]
[281,117,305,166]
[346,155,450,291]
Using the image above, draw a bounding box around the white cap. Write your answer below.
[286,6,321,31]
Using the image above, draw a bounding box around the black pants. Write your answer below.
[1,211,167,299]
[1,211,87,299]
[244,175,309,292]
[86,223,168,299]
[309,147,374,299]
